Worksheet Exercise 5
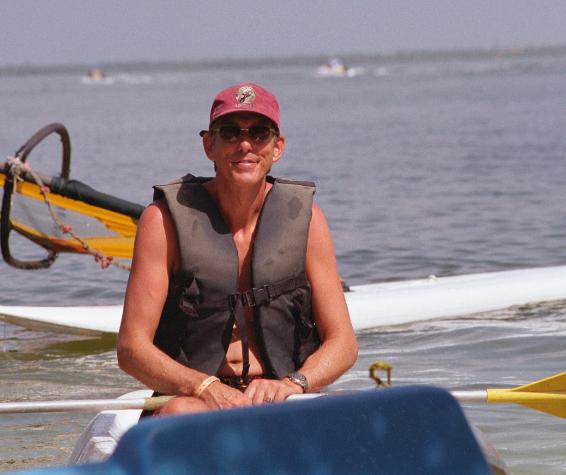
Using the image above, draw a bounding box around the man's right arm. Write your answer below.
[117,201,250,408]
[117,200,202,396]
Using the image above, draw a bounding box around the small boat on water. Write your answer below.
[81,68,114,85]
[9,386,509,475]
[316,57,365,78]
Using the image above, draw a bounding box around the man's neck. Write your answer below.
[204,177,270,234]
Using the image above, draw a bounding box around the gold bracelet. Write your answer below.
[194,375,220,398]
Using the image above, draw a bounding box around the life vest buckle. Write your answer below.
[240,285,272,307]
[241,290,256,307]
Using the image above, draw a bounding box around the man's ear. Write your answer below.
[272,135,285,163]
[202,132,215,162]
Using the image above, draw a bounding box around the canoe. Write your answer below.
[2,265,566,335]
[10,386,509,475]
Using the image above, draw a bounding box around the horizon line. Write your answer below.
[2,42,566,77]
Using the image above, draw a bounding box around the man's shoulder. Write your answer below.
[154,174,211,189]
[139,200,173,230]
[272,176,315,189]
[153,174,213,200]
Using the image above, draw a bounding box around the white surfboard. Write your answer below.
[2,266,566,335]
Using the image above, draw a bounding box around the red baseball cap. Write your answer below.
[202,83,280,135]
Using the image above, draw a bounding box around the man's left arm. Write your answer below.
[245,203,358,403]
[292,202,358,390]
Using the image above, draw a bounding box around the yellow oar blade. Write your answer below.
[518,402,566,420]
[487,372,566,419]
[512,371,566,394]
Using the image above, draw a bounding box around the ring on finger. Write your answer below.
[265,396,273,403]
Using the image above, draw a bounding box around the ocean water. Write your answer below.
[1,51,566,473]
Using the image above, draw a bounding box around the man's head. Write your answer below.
[200,83,280,135]
[201,83,285,180]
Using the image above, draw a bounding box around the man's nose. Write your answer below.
[237,135,254,152]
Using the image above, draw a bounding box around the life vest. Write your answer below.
[152,174,321,381]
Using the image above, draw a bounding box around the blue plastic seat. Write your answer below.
[11,386,492,475]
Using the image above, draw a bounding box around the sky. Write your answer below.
[1,0,566,67]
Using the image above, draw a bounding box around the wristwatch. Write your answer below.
[286,372,308,393]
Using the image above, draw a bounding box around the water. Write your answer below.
[1,51,566,473]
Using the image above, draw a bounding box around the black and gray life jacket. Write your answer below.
[152,174,320,381]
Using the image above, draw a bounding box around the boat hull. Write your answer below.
[14,387,502,474]
[2,266,566,334]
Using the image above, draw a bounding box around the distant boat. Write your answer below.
[81,68,114,85]
[81,69,153,86]
[317,58,364,78]
[87,68,105,80]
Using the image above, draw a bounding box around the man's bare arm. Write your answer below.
[298,202,358,390]
[117,201,251,408]
[117,201,201,395]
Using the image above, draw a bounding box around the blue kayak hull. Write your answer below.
[10,386,493,475]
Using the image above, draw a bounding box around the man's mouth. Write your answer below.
[231,156,258,165]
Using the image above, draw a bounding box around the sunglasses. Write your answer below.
[208,125,279,144]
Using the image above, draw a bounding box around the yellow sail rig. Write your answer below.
[1,123,142,270]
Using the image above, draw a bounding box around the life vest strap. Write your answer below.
[229,300,250,384]
[226,274,309,384]
[237,274,309,309]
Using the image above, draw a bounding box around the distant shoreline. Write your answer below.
[2,43,566,78]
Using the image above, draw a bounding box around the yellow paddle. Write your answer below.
[487,371,566,419]
[451,371,566,419]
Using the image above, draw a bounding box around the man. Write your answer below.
[117,82,357,415]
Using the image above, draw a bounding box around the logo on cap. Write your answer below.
[235,86,256,106]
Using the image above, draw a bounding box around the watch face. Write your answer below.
[288,372,308,391]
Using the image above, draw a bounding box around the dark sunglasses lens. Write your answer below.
[249,126,271,142]
[218,126,240,141]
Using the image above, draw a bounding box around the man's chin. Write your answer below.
[232,170,263,182]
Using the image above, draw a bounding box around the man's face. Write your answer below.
[203,112,284,185]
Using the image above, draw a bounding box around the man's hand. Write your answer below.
[244,378,303,405]
[199,381,253,410]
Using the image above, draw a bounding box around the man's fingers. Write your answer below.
[251,389,268,405]
[244,379,296,404]
[244,380,266,404]
[244,384,257,401]
[204,382,252,409]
